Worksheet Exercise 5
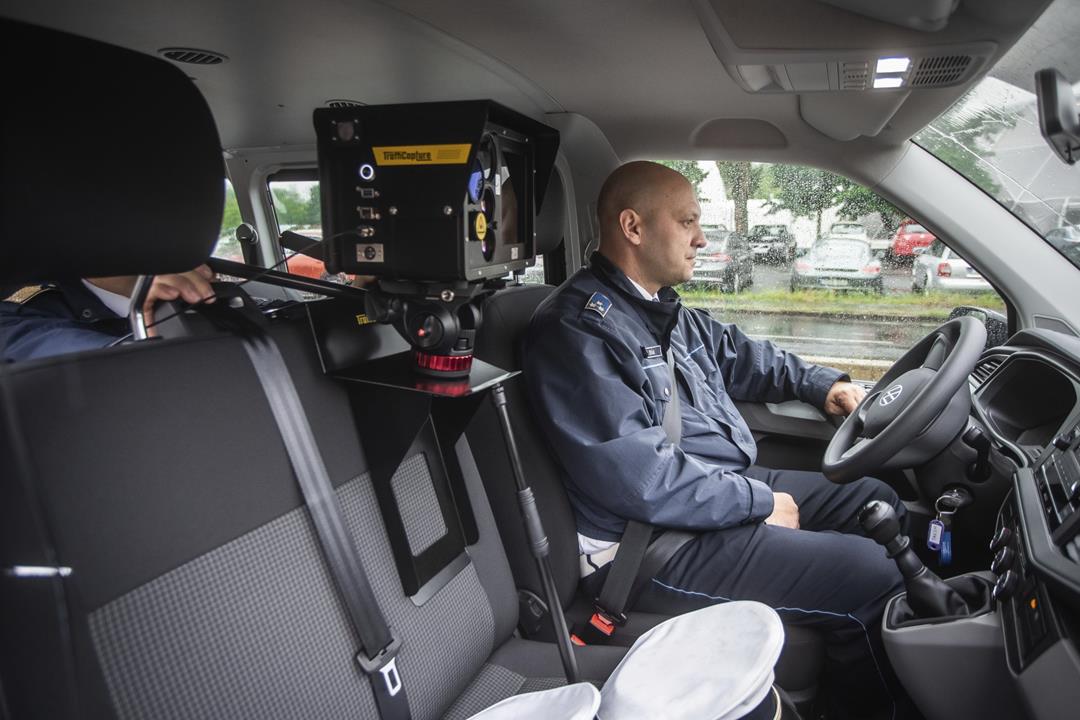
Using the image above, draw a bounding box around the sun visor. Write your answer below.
[1,20,224,284]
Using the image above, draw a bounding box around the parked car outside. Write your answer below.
[690,229,753,293]
[748,224,795,263]
[791,237,883,293]
[911,239,991,293]
[827,222,890,254]
[889,219,937,263]
[827,222,868,240]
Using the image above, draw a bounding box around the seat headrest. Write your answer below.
[1,20,224,284]
[535,170,566,256]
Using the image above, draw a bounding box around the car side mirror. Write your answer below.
[948,305,1009,349]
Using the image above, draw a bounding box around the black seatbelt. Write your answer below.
[237,322,410,720]
[593,349,693,630]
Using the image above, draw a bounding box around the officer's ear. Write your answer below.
[619,208,644,247]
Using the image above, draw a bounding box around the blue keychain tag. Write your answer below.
[939,529,953,566]
[927,518,944,551]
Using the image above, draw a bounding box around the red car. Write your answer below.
[889,220,936,261]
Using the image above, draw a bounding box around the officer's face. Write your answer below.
[639,179,706,287]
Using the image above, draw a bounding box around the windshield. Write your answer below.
[913,2,1080,271]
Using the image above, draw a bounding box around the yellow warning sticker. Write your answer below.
[371,144,471,166]
[355,313,374,326]
[474,213,488,241]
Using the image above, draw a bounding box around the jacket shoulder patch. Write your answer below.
[584,291,612,318]
[4,285,54,305]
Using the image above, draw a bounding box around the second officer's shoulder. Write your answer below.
[3,283,60,306]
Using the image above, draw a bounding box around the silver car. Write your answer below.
[791,237,883,293]
[911,239,992,293]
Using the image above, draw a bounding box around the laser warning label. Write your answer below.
[371,144,471,166]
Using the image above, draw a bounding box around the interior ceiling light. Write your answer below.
[873,76,904,89]
[876,57,911,74]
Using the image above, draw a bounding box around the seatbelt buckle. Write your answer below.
[589,607,627,636]
[356,633,404,697]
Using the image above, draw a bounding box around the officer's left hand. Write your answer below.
[824,381,866,416]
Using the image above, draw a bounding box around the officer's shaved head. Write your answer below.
[595,161,705,294]
[597,161,688,235]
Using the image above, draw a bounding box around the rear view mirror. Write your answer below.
[1036,69,1080,165]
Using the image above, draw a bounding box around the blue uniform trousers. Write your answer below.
[637,468,910,718]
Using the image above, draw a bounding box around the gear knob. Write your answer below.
[859,500,901,547]
[859,499,971,619]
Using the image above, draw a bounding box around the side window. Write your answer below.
[659,160,1006,382]
[214,179,244,261]
[266,173,349,283]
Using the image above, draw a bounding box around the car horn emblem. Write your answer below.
[879,384,904,406]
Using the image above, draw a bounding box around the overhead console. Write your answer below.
[688,0,1023,142]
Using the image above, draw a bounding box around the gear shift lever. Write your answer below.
[859,500,969,618]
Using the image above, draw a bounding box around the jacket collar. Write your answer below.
[56,281,124,322]
[588,252,681,349]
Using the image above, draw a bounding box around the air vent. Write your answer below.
[159,48,227,65]
[325,99,365,108]
[970,355,1005,389]
[910,55,971,87]
[840,62,869,90]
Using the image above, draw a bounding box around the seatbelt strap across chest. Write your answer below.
[594,348,692,629]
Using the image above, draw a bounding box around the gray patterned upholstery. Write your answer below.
[442,664,530,720]
[90,462,497,720]
[391,452,449,556]
[90,506,377,720]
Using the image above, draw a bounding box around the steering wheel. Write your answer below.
[823,316,987,483]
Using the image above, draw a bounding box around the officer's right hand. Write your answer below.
[764,492,800,529]
[144,265,216,335]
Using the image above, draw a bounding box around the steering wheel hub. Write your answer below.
[862,369,934,438]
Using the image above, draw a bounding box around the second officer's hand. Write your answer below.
[764,492,800,529]
[145,265,216,335]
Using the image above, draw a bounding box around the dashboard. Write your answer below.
[969,329,1080,716]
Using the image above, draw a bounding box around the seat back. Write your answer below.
[0,319,523,719]
[471,284,583,612]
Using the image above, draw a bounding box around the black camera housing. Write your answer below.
[314,100,559,282]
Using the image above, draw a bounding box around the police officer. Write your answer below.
[523,161,909,718]
[0,266,215,363]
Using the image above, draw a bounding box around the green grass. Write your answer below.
[677,287,1006,320]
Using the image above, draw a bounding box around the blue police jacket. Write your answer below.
[523,253,846,542]
[0,282,128,363]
